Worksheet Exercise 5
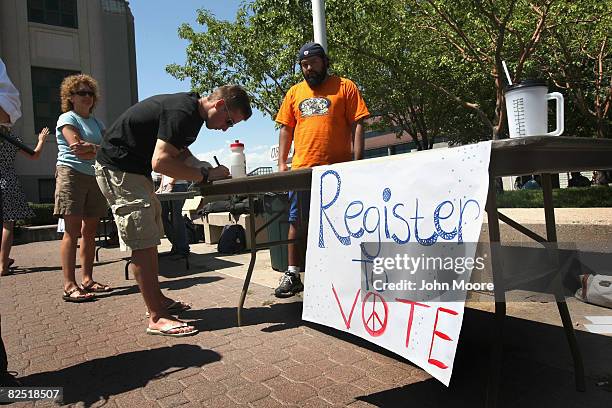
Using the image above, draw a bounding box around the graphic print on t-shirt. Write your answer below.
[299,97,331,118]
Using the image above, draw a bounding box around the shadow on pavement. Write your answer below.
[157,252,243,279]
[356,307,612,408]
[18,344,220,407]
[95,275,226,300]
[6,259,123,276]
[183,301,303,332]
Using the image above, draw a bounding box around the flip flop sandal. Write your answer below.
[8,259,14,268]
[145,300,192,317]
[146,322,198,337]
[62,287,95,303]
[82,280,113,293]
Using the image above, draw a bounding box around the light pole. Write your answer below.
[311,0,328,52]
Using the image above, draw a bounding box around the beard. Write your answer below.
[304,69,328,88]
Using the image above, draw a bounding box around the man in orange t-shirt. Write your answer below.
[274,42,369,298]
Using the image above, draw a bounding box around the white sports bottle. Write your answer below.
[505,79,564,138]
[230,140,246,178]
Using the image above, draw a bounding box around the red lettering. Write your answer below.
[428,307,459,369]
[361,291,388,337]
[396,298,431,348]
[331,285,360,329]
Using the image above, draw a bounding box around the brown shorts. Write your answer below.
[54,165,108,218]
[94,162,164,251]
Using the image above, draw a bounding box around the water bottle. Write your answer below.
[229,140,246,178]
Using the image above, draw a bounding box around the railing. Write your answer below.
[248,167,273,176]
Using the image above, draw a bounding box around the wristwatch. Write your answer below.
[199,166,209,183]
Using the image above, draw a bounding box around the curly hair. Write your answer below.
[60,74,100,113]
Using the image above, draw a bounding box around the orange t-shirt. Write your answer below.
[275,76,369,169]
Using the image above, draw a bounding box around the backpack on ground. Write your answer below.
[217,224,246,254]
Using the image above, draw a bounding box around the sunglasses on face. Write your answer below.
[222,100,235,128]
[73,91,95,97]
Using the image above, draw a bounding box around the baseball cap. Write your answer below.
[298,42,327,61]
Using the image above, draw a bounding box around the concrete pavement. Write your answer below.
[1,220,611,407]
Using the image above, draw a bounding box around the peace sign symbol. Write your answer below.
[361,291,388,337]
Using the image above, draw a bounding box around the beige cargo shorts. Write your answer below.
[54,165,109,218]
[94,162,163,251]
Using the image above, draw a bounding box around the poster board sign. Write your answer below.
[303,142,492,385]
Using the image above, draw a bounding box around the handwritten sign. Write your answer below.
[303,142,492,386]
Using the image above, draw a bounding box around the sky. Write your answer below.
[129,0,277,172]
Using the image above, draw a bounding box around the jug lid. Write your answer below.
[230,140,244,148]
[505,79,546,91]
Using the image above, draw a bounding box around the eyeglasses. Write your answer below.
[222,100,235,128]
[72,91,95,97]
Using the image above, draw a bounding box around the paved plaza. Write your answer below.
[1,214,611,407]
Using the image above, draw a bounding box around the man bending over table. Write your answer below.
[95,85,252,337]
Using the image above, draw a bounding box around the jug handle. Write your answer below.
[546,92,564,136]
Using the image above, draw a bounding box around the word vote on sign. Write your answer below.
[303,142,492,386]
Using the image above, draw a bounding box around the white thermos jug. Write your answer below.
[230,140,246,178]
[505,79,564,138]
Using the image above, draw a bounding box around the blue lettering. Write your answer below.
[344,201,365,238]
[362,206,381,259]
[318,170,351,248]
[434,201,457,240]
[383,188,392,239]
[458,199,480,243]
[391,203,411,244]
[412,199,438,246]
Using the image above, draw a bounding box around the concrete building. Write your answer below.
[0,0,137,203]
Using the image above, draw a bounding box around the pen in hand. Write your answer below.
[213,156,221,166]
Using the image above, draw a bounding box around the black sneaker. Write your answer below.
[274,272,304,298]
[0,371,21,387]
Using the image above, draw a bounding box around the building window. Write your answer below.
[27,0,78,29]
[31,67,79,132]
[38,178,55,203]
[393,143,414,155]
[101,0,126,15]
[364,130,388,139]
[363,147,389,159]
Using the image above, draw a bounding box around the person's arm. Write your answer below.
[352,119,365,160]
[176,147,193,162]
[278,124,294,172]
[62,124,97,159]
[152,139,229,183]
[0,106,10,124]
[20,127,49,160]
[0,59,22,124]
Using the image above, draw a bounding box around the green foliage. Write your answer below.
[166,1,312,118]
[497,186,612,208]
[167,0,611,146]
[15,203,56,226]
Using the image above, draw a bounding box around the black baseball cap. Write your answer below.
[298,42,327,61]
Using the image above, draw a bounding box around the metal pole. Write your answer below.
[312,0,328,52]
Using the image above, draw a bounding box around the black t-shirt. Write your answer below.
[96,92,204,175]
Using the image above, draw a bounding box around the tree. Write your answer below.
[167,0,313,118]
[408,0,562,139]
[168,0,609,147]
[537,2,611,138]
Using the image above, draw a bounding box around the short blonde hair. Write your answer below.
[210,85,252,120]
[60,74,100,113]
